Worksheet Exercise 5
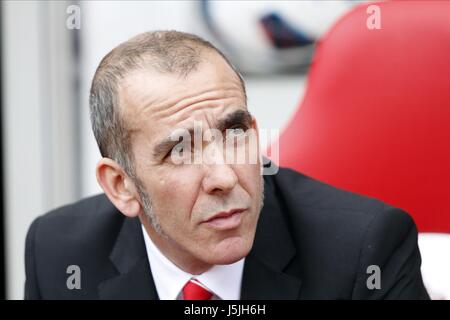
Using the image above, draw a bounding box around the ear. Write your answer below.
[96,158,141,218]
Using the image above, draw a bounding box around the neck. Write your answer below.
[139,214,212,275]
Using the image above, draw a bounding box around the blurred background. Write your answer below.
[1,0,449,300]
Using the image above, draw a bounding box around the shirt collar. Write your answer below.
[141,224,244,300]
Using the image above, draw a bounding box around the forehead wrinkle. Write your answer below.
[152,107,250,157]
[164,97,246,131]
[118,60,245,126]
[150,84,245,121]
[122,93,239,144]
[118,67,245,139]
[118,78,161,132]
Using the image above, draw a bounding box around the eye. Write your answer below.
[164,146,181,159]
[164,142,194,164]
[226,125,248,138]
[162,145,180,161]
[162,146,174,159]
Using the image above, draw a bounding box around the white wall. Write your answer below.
[2,1,79,299]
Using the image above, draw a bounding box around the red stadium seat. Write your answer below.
[270,1,450,298]
[272,0,450,234]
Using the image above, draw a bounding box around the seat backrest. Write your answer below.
[272,1,450,233]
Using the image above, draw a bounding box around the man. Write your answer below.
[24,31,429,300]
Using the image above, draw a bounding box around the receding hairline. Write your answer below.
[116,47,247,114]
[95,31,246,92]
[117,48,247,105]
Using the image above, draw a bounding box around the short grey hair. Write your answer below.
[89,30,246,177]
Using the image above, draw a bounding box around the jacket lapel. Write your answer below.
[240,174,302,299]
[98,216,159,300]
[240,255,302,299]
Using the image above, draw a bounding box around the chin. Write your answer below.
[205,235,254,265]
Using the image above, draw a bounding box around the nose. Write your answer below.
[202,163,238,195]
[200,137,238,195]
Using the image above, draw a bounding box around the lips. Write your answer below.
[202,208,246,230]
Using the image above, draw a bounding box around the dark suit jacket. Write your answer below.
[24,167,430,299]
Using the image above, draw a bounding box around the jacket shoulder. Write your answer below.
[25,194,124,299]
[270,167,385,213]
[32,194,123,245]
[267,167,417,298]
[269,167,414,236]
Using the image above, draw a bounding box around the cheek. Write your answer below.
[149,168,203,224]
[234,163,261,197]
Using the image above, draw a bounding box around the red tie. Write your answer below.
[182,279,213,300]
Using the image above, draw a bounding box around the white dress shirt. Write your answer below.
[141,225,245,300]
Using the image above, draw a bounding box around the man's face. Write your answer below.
[119,51,263,267]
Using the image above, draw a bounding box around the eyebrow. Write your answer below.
[152,109,253,159]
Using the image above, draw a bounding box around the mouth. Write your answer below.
[202,208,246,230]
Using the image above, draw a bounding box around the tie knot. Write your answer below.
[182,279,213,300]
